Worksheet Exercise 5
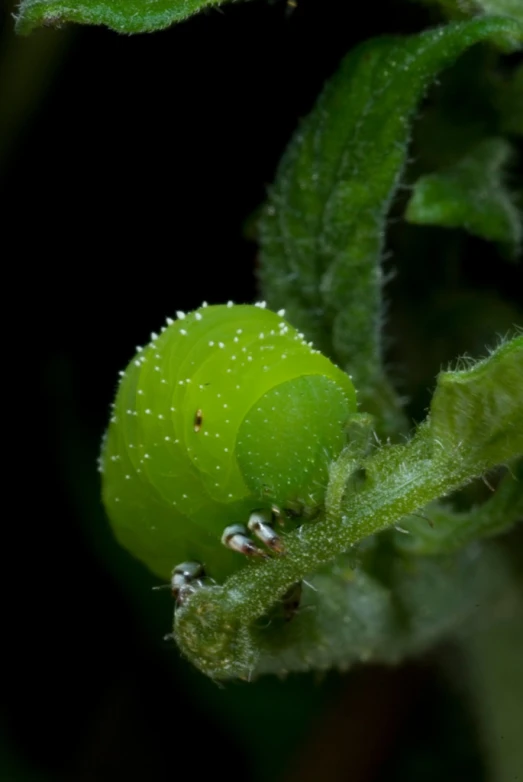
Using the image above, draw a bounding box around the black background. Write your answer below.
[2,0,521,780]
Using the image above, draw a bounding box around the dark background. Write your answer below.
[2,0,522,779]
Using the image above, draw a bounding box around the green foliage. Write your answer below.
[464,592,523,782]
[24,1,521,683]
[497,62,523,135]
[169,17,523,679]
[15,0,523,36]
[53,14,515,680]
[476,0,523,25]
[15,0,233,34]
[406,138,522,256]
[396,460,523,555]
[259,17,522,436]
[430,335,523,465]
[5,0,523,778]
[411,0,523,48]
[174,337,523,679]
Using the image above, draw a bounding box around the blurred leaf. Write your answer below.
[412,0,478,19]
[474,0,523,25]
[259,17,523,436]
[406,138,522,257]
[497,62,523,135]
[15,0,232,34]
[462,585,523,782]
[408,46,507,175]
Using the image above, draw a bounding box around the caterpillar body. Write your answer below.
[101,303,357,598]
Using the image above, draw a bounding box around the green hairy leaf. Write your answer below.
[410,0,523,51]
[396,461,523,555]
[406,138,522,256]
[430,335,523,466]
[15,0,232,35]
[259,16,523,435]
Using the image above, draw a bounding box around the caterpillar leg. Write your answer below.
[170,561,205,605]
[221,524,269,558]
[247,510,286,553]
[222,509,285,558]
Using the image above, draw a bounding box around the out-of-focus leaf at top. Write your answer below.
[15,0,233,34]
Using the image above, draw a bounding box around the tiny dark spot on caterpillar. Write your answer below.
[194,409,203,432]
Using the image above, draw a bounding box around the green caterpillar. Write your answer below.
[101,303,357,601]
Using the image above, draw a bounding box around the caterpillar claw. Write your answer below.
[221,524,270,559]
[248,511,286,554]
[170,561,206,604]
